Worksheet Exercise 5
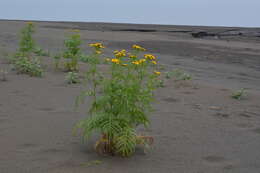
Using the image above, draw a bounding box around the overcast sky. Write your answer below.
[1,0,260,27]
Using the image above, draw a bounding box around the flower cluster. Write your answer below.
[89,43,105,49]
[114,49,126,58]
[107,45,159,69]
[111,58,120,64]
[151,61,157,65]
[144,54,156,60]
[89,43,105,55]
[132,59,146,65]
[132,44,146,51]
[26,21,34,25]
[128,53,137,59]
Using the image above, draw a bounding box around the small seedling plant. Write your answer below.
[231,88,246,100]
[0,69,8,81]
[62,30,82,71]
[75,44,162,157]
[53,54,61,70]
[165,68,192,81]
[65,72,80,84]
[34,46,49,57]
[12,22,43,77]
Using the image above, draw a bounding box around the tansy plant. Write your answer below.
[19,22,35,53]
[19,22,48,56]
[12,22,43,77]
[62,30,82,71]
[75,43,162,157]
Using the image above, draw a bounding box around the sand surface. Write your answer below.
[0,20,260,173]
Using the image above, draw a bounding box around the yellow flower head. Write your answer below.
[114,49,126,58]
[26,21,34,25]
[144,54,156,60]
[151,61,157,65]
[132,60,140,65]
[154,71,161,75]
[132,44,146,51]
[111,58,120,64]
[95,50,102,55]
[105,58,111,62]
[122,64,128,66]
[89,43,105,49]
[128,53,137,59]
[139,59,146,64]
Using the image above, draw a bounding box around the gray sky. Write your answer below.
[1,0,260,27]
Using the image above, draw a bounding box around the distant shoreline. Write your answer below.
[1,18,259,29]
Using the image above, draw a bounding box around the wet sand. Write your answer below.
[0,20,260,173]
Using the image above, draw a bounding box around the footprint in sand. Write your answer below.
[0,118,8,124]
[38,107,56,112]
[223,164,235,170]
[11,90,28,96]
[40,148,67,154]
[252,128,260,135]
[0,118,9,133]
[12,90,22,94]
[17,143,39,152]
[162,97,180,103]
[213,112,230,118]
[20,143,38,149]
[236,123,253,129]
[182,91,194,95]
[203,155,227,163]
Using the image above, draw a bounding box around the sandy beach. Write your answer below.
[0,20,260,173]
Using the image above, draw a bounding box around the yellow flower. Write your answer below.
[106,58,110,61]
[122,64,128,66]
[144,54,156,60]
[132,44,146,51]
[132,60,140,65]
[111,58,120,64]
[114,49,126,58]
[139,59,146,64]
[151,61,157,65]
[128,54,137,59]
[154,71,161,75]
[95,50,102,54]
[89,43,105,49]
[26,22,34,25]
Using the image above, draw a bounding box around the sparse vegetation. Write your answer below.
[65,72,80,84]
[11,22,44,77]
[34,46,49,56]
[13,55,43,77]
[165,69,192,81]
[231,88,246,100]
[62,30,82,71]
[53,54,61,70]
[0,69,8,81]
